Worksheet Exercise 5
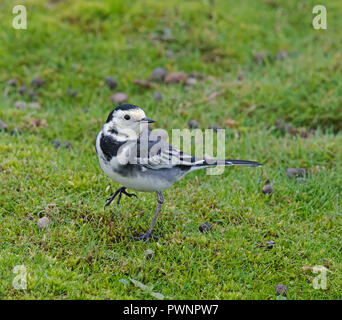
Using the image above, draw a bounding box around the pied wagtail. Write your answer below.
[96,104,261,241]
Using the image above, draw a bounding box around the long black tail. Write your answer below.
[188,158,262,172]
[224,159,262,167]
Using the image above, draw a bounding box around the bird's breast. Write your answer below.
[96,130,182,192]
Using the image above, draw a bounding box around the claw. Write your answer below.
[123,190,138,198]
[104,198,114,209]
[131,231,159,242]
[104,187,138,209]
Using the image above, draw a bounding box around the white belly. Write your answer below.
[100,157,172,192]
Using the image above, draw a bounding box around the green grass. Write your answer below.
[0,0,341,299]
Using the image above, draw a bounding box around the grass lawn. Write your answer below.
[0,0,341,299]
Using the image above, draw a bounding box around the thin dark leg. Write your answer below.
[133,191,164,242]
[116,191,123,206]
[104,187,137,209]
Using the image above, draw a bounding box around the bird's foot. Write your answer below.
[104,187,138,209]
[104,194,118,208]
[121,189,138,199]
[132,231,159,242]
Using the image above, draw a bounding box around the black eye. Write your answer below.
[124,115,130,120]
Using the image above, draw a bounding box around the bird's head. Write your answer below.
[103,104,155,140]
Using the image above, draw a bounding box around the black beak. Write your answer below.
[141,117,155,123]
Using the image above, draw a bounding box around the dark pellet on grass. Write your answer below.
[253,51,272,65]
[274,119,287,133]
[274,284,288,296]
[164,72,187,84]
[286,168,298,178]
[154,91,162,100]
[199,222,212,233]
[64,141,72,149]
[188,120,198,129]
[111,92,128,103]
[297,168,306,177]
[8,79,17,87]
[66,88,78,97]
[29,90,35,100]
[133,79,152,88]
[0,120,8,131]
[151,68,167,82]
[31,77,45,88]
[51,139,61,148]
[19,86,27,95]
[105,76,117,90]
[208,124,220,132]
[275,50,289,60]
[262,184,274,194]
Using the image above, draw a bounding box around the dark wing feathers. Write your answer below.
[135,132,203,170]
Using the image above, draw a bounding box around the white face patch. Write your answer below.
[112,109,145,125]
[128,109,146,121]
[104,107,147,140]
[115,109,146,122]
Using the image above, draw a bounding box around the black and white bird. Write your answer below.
[96,104,261,241]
